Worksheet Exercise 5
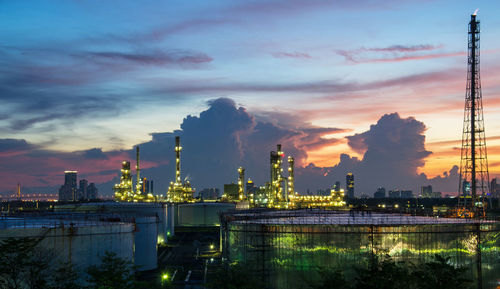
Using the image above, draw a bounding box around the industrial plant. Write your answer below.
[2,13,500,289]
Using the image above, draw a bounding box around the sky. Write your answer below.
[1,0,500,196]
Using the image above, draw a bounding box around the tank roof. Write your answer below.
[227,210,497,226]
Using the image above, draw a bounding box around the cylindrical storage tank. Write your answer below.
[222,210,500,289]
[0,218,134,271]
[133,216,158,271]
[167,203,175,237]
[57,202,169,245]
[177,203,236,226]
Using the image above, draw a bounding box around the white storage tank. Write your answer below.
[133,216,158,271]
[0,217,134,270]
[176,202,235,226]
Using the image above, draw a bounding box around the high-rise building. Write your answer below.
[346,173,354,199]
[420,185,432,198]
[59,171,78,201]
[87,183,98,200]
[400,190,413,198]
[78,179,88,201]
[374,187,386,198]
[388,190,401,198]
[491,178,500,198]
[333,181,341,192]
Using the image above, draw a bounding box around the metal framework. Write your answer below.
[167,136,195,202]
[459,13,490,217]
[221,210,500,289]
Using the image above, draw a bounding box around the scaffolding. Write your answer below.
[221,210,500,289]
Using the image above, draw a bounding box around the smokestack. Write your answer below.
[175,136,181,184]
[136,146,141,195]
[238,167,245,200]
[287,156,294,200]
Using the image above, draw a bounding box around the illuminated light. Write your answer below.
[210,244,215,250]
[162,273,169,280]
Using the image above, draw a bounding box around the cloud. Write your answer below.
[335,44,464,64]
[0,98,347,194]
[0,99,460,197]
[85,50,213,66]
[366,44,440,53]
[271,52,312,59]
[0,139,35,153]
[298,113,459,195]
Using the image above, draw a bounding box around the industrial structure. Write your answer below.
[458,12,490,218]
[288,187,346,208]
[113,146,155,202]
[238,167,245,201]
[221,210,500,289]
[287,156,295,198]
[242,144,346,209]
[166,136,195,202]
[113,161,133,201]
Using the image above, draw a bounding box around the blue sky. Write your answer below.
[1,0,500,194]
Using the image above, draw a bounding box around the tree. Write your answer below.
[0,237,51,289]
[412,255,472,289]
[311,268,350,289]
[207,262,265,289]
[86,251,135,289]
[352,255,413,289]
[49,261,83,289]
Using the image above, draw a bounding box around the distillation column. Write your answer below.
[287,156,294,202]
[238,167,245,200]
[270,144,285,205]
[175,136,182,185]
[135,146,142,197]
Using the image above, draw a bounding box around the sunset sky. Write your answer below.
[2,0,500,195]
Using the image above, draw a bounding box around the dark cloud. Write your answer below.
[85,50,213,66]
[298,113,458,195]
[0,139,36,153]
[0,99,459,197]
[83,148,109,160]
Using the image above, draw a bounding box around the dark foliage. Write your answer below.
[86,251,136,289]
[207,263,266,289]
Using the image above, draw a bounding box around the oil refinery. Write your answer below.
[111,138,347,210]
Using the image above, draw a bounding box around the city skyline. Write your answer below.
[2,0,500,194]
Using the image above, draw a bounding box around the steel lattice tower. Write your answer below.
[458,13,490,217]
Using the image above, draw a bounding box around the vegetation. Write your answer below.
[311,255,473,289]
[0,237,476,289]
[0,237,50,289]
[207,263,266,289]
